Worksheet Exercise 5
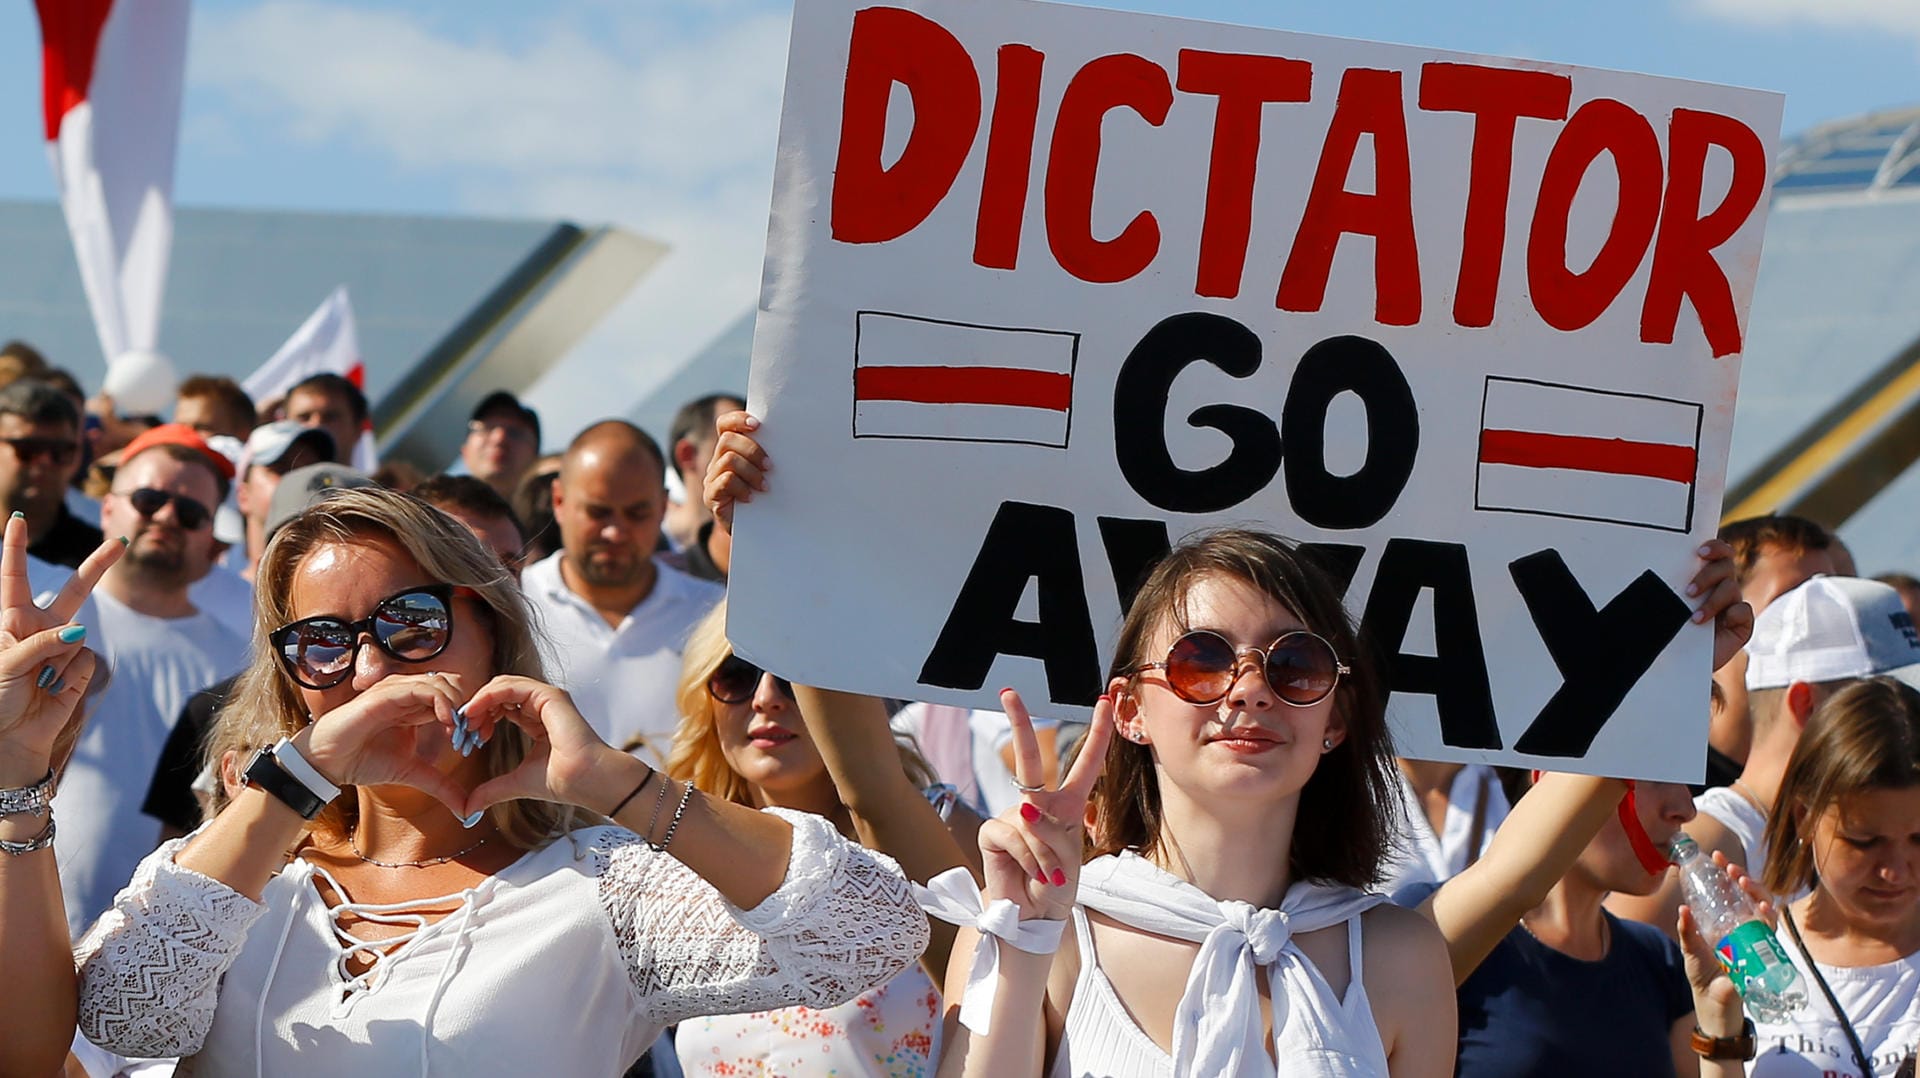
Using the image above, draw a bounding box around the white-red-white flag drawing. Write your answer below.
[1475,377,1704,533]
[245,287,377,470]
[36,0,190,409]
[851,312,1077,448]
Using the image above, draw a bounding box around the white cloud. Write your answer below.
[1689,0,1920,45]
[191,0,793,448]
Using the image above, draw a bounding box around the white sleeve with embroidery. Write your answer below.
[73,837,268,1058]
[597,807,931,1026]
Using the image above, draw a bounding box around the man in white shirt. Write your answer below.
[1610,575,1920,938]
[52,424,249,934]
[521,420,721,758]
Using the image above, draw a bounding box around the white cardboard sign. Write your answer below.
[729,0,1784,781]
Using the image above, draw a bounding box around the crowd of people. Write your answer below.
[0,332,1913,1078]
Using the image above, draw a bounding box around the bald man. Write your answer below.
[519,420,721,758]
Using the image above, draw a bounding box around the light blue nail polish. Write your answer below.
[460,809,485,828]
[50,677,64,694]
[36,665,56,689]
[451,709,467,745]
[460,733,475,758]
[58,624,86,644]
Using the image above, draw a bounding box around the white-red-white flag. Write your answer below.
[36,0,190,413]
[245,287,377,470]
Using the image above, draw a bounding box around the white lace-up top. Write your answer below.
[75,812,929,1077]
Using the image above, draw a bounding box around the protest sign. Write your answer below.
[729,0,1784,780]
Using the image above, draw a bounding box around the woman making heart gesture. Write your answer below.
[74,486,928,1077]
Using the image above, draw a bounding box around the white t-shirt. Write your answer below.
[187,563,256,644]
[520,551,722,759]
[1695,784,1771,879]
[1750,926,1920,1077]
[1378,764,1510,894]
[53,590,248,935]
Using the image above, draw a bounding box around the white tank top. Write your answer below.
[1048,906,1390,1078]
[1695,785,1770,876]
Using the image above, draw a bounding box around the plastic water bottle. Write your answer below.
[1671,832,1807,1021]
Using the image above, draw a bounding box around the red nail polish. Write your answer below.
[1051,869,1067,887]
[999,687,1013,695]
[1020,803,1041,822]
[1036,871,1048,883]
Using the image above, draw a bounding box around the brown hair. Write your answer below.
[666,601,935,807]
[1763,677,1920,895]
[1088,528,1400,888]
[1719,515,1831,586]
[176,375,257,438]
[203,486,578,849]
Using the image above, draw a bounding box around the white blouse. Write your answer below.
[75,812,929,1078]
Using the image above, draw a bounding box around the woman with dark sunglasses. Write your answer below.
[72,486,928,1077]
[665,599,984,1077]
[706,411,1752,1078]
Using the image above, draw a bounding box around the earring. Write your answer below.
[1321,737,1334,751]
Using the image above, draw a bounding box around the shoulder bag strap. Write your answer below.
[1783,907,1876,1078]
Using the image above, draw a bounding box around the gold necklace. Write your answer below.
[348,829,490,868]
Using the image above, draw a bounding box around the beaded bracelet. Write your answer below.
[650,781,696,853]
[0,815,55,856]
[0,769,54,818]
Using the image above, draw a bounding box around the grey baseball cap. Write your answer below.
[264,463,379,539]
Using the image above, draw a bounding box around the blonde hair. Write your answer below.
[666,601,936,807]
[203,486,579,848]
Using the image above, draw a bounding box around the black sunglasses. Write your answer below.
[1128,628,1350,707]
[123,487,213,531]
[270,584,468,690]
[1,437,78,467]
[707,655,794,705]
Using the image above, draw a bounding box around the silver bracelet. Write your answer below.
[650,781,696,853]
[0,769,53,818]
[0,815,55,855]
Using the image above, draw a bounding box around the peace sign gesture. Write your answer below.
[977,689,1115,922]
[0,514,122,785]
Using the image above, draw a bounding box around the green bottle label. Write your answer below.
[1714,920,1784,994]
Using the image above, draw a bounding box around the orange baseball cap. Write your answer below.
[118,423,238,480]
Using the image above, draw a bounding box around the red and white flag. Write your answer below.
[852,312,1077,448]
[245,287,377,471]
[36,0,190,412]
[1475,377,1703,533]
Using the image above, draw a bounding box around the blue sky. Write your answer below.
[0,0,1914,442]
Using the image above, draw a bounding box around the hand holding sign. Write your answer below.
[704,410,769,533]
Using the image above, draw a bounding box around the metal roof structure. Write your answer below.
[1724,108,1920,576]
[0,200,663,469]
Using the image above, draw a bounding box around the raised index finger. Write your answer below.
[999,689,1046,791]
[0,514,31,614]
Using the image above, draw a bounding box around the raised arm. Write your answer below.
[792,685,981,976]
[0,516,121,1076]
[1414,771,1627,982]
[1414,538,1750,984]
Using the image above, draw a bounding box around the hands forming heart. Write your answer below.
[292,671,633,823]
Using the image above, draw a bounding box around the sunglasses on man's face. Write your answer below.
[1129,628,1350,707]
[270,584,465,690]
[707,655,794,705]
[123,487,213,531]
[1,437,78,467]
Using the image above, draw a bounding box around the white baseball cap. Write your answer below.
[1745,575,1920,691]
[239,421,335,475]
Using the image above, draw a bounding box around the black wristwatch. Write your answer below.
[243,747,328,820]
